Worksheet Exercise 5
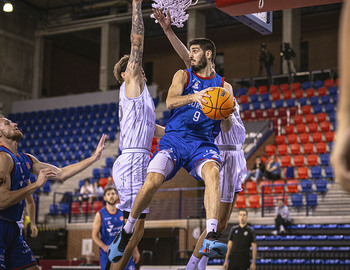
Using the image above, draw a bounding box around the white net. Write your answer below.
[150,0,198,28]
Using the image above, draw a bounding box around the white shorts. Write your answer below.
[219,149,247,203]
[112,150,150,214]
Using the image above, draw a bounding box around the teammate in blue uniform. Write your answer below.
[108,33,234,264]
[92,187,138,270]
[0,114,106,270]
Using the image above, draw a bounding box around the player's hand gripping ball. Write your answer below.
[201,87,235,120]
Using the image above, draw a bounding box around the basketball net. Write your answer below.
[150,0,198,28]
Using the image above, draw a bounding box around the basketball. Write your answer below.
[201,87,235,120]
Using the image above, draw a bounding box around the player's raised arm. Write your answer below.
[124,0,145,97]
[166,70,210,109]
[220,81,234,132]
[153,9,191,68]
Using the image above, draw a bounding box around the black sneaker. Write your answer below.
[107,228,133,263]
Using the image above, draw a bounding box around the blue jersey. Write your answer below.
[165,68,224,142]
[0,146,32,222]
[99,207,124,245]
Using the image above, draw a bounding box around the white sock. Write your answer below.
[197,256,209,270]
[124,215,138,233]
[206,219,218,233]
[186,255,200,270]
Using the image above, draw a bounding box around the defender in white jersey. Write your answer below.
[152,10,248,270]
[108,0,165,269]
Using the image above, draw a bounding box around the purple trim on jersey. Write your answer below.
[220,77,224,87]
[193,70,216,80]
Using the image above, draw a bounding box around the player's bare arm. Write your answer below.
[124,0,145,98]
[153,9,191,68]
[154,124,165,138]
[220,82,234,132]
[25,192,38,238]
[167,70,210,109]
[0,153,54,210]
[92,212,109,252]
[29,134,106,182]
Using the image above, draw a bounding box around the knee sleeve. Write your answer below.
[147,150,174,179]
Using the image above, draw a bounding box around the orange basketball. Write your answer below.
[201,87,235,120]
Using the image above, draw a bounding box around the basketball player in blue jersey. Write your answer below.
[153,9,248,270]
[0,114,106,270]
[107,0,165,269]
[92,187,138,270]
[108,12,235,265]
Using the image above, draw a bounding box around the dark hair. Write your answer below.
[84,178,90,183]
[239,208,248,215]
[114,54,129,84]
[188,38,216,63]
[104,186,117,196]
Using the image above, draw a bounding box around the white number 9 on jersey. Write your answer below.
[193,111,201,122]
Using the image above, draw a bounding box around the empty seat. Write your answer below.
[283,91,292,99]
[237,88,247,96]
[294,155,305,167]
[265,145,276,156]
[285,125,294,134]
[274,180,285,193]
[309,96,319,105]
[320,153,330,166]
[261,93,270,101]
[258,85,268,94]
[287,134,298,144]
[246,182,257,194]
[293,115,303,125]
[287,180,299,193]
[252,101,261,110]
[92,201,104,212]
[305,114,315,123]
[325,103,335,113]
[320,95,330,104]
[260,181,272,194]
[249,195,261,208]
[306,88,315,97]
[303,143,314,154]
[255,109,264,119]
[291,193,303,207]
[307,155,318,166]
[316,142,327,154]
[324,79,334,87]
[291,82,301,91]
[311,166,322,178]
[269,85,279,93]
[286,98,295,107]
[290,144,301,155]
[299,133,310,144]
[315,179,327,193]
[277,107,287,117]
[248,87,257,95]
[71,202,80,215]
[281,156,291,167]
[275,135,285,145]
[298,97,307,106]
[320,121,331,132]
[301,105,311,115]
[81,201,91,214]
[301,179,313,192]
[92,168,101,179]
[241,103,250,112]
[297,167,309,179]
[240,95,248,103]
[243,111,252,120]
[296,124,306,133]
[295,89,304,98]
[308,123,319,133]
[272,92,280,101]
[263,195,274,208]
[317,113,327,122]
[275,99,284,108]
[329,85,338,95]
[251,95,259,103]
[235,195,246,208]
[312,132,323,143]
[102,167,111,177]
[277,144,288,155]
[313,104,323,114]
[280,83,289,92]
[325,166,334,178]
[266,107,274,117]
[306,193,317,206]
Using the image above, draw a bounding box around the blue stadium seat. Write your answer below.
[238,88,247,96]
[102,167,111,177]
[304,246,317,252]
[298,97,307,106]
[320,153,330,166]
[286,99,295,107]
[60,203,70,215]
[265,235,280,241]
[306,224,322,229]
[256,235,265,241]
[311,166,322,178]
[302,81,311,90]
[306,193,318,206]
[323,224,338,229]
[263,101,272,109]
[325,166,334,178]
[46,153,54,162]
[336,247,350,251]
[315,179,327,193]
[313,80,323,88]
[92,168,101,178]
[241,103,250,111]
[106,157,114,168]
[295,235,311,241]
[261,225,275,230]
[275,100,284,108]
[287,246,302,251]
[49,204,59,215]
[252,102,261,110]
[301,179,313,192]
[291,224,306,230]
[320,95,330,104]
[55,152,63,162]
[292,259,305,265]
[273,259,290,265]
[291,193,303,207]
[261,93,269,101]
[280,235,296,241]
[309,96,319,105]
[256,259,272,265]
[313,104,323,114]
[327,235,343,240]
[311,235,327,241]
[325,103,335,113]
[344,235,350,240]
[43,181,51,193]
[271,246,285,251]
[78,179,85,188]
[250,94,259,103]
[61,160,70,167]
[338,225,350,230]
[257,246,270,251]
[74,150,82,160]
[83,150,91,159]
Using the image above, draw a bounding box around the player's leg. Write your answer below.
[110,218,144,270]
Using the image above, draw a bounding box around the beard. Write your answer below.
[13,132,23,142]
[191,54,208,72]
[106,199,118,205]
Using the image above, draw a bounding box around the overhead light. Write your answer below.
[3,2,13,12]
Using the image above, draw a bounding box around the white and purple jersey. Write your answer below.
[118,82,156,151]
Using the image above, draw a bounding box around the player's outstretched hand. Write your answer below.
[93,134,107,161]
[194,87,211,108]
[35,168,56,188]
[153,9,171,31]
[30,224,38,238]
[331,128,350,193]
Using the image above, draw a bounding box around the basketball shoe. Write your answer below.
[199,231,227,258]
[107,228,133,263]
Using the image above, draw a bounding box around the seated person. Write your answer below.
[79,178,94,202]
[272,198,291,235]
[245,156,265,182]
[92,181,104,201]
[264,155,281,180]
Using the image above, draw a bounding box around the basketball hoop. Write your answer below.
[150,0,198,28]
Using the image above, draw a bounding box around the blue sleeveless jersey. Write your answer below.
[0,146,32,222]
[99,207,124,245]
[165,68,224,142]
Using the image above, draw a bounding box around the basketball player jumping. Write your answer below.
[108,9,235,265]
[107,0,165,269]
[153,9,249,270]
[0,114,106,270]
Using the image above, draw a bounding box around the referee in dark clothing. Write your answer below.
[223,209,257,270]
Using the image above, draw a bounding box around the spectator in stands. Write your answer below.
[79,252,97,266]
[223,209,257,270]
[258,43,274,84]
[104,175,116,190]
[331,0,350,193]
[272,197,291,235]
[245,156,265,182]
[264,155,281,180]
[79,178,94,202]
[280,42,296,74]
[92,181,104,201]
